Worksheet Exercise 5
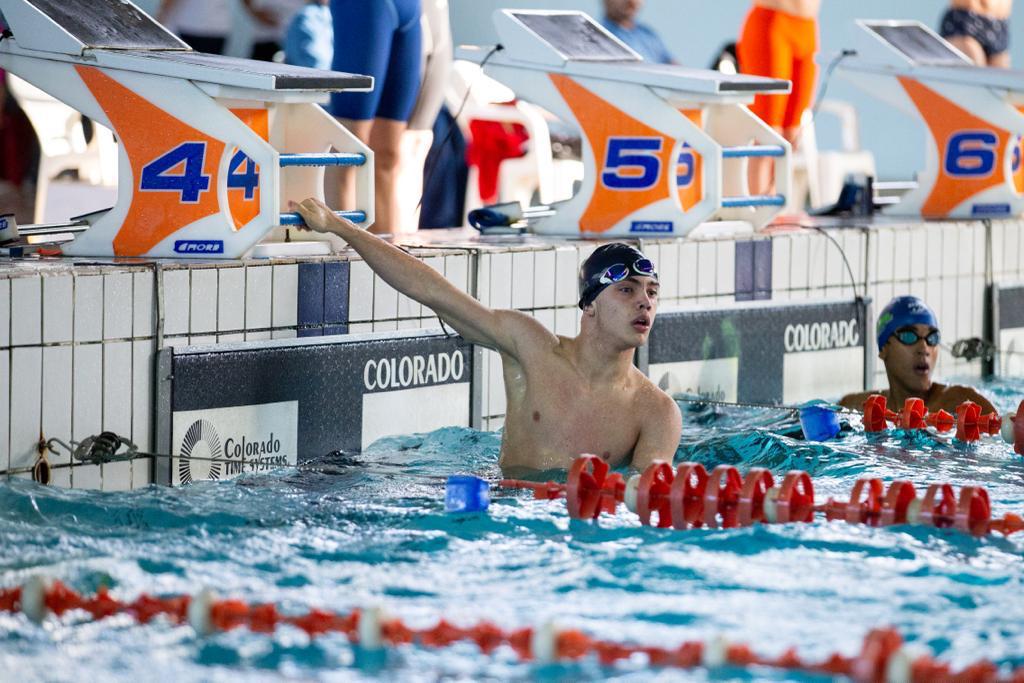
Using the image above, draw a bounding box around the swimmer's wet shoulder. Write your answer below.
[292,199,682,473]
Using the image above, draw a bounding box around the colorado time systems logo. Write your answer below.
[179,419,223,484]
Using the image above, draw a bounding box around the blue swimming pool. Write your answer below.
[1,380,1023,680]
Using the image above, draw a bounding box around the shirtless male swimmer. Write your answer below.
[293,198,683,474]
[840,296,995,414]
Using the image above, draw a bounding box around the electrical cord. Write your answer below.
[674,395,857,416]
[810,49,857,121]
[808,225,862,301]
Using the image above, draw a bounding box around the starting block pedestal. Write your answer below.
[839,20,1024,220]
[458,10,792,238]
[0,0,374,258]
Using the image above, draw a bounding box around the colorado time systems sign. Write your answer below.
[170,401,298,485]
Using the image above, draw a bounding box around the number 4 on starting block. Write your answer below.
[0,0,375,258]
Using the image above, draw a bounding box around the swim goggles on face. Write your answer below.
[597,258,657,285]
[893,327,941,347]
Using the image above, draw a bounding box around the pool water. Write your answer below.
[1,379,1023,681]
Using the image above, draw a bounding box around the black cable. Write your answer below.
[810,49,856,121]
[787,49,857,154]
[48,435,353,477]
[674,396,857,416]
[809,225,861,301]
[418,43,505,214]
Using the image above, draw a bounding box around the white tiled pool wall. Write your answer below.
[1,218,1022,489]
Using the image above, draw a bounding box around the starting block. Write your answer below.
[457,10,792,237]
[838,20,1024,219]
[0,0,374,258]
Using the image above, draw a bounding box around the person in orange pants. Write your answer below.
[736,0,820,197]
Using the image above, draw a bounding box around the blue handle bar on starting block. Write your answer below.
[278,153,367,167]
[279,210,367,225]
[721,195,786,208]
[722,145,786,158]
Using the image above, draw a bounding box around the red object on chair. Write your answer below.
[466,116,529,205]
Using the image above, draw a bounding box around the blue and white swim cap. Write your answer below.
[876,296,938,351]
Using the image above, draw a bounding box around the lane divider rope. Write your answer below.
[0,578,1018,681]
[501,454,1024,536]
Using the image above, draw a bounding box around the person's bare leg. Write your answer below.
[989,50,1010,68]
[396,129,434,232]
[748,125,786,196]
[945,35,987,66]
[334,117,373,215]
[369,117,410,234]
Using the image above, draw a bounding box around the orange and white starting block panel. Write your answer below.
[457,10,792,237]
[839,20,1024,219]
[0,0,374,258]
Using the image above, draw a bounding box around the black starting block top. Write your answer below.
[119,50,373,91]
[13,0,187,50]
[0,0,373,92]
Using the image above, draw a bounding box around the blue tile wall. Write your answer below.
[735,240,773,302]
[298,262,324,337]
[735,241,754,301]
[754,239,772,300]
[324,261,349,335]
[296,261,350,337]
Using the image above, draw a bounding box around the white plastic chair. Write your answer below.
[6,74,118,223]
[447,60,583,219]
[791,99,876,212]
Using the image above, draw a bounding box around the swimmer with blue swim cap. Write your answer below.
[840,295,994,413]
[292,197,682,475]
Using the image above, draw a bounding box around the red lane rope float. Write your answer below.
[956,401,1002,442]
[566,454,624,520]
[738,468,774,527]
[502,456,1024,538]
[703,465,742,528]
[635,460,673,528]
[669,462,707,529]
[2,580,1023,681]
[863,395,898,432]
[863,395,1020,448]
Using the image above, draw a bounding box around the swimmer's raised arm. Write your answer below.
[293,198,550,357]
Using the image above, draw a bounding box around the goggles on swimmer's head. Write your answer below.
[597,258,657,286]
[578,243,658,309]
[893,327,941,347]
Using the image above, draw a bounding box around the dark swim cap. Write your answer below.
[578,243,658,309]
[876,295,938,351]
